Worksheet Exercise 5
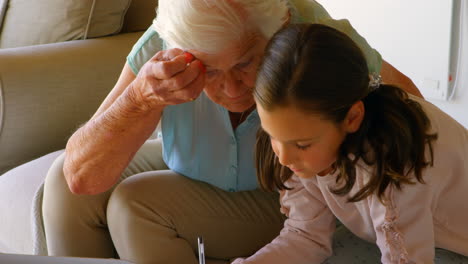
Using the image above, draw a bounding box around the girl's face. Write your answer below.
[257,103,363,178]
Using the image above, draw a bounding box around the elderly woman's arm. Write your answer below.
[292,0,423,98]
[63,63,160,195]
[318,17,423,98]
[380,60,423,98]
[64,50,205,195]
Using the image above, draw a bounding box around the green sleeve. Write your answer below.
[126,26,165,75]
[316,17,382,74]
[289,0,382,74]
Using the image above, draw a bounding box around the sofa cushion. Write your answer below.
[121,0,158,33]
[0,150,63,254]
[0,0,131,48]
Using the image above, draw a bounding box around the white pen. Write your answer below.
[197,236,205,264]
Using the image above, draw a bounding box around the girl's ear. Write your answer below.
[344,101,365,133]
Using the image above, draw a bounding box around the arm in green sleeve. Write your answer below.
[288,0,421,97]
[289,0,382,74]
[317,17,382,74]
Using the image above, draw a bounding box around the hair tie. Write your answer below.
[369,73,382,91]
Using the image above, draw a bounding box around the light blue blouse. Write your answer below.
[161,93,260,191]
[126,0,382,191]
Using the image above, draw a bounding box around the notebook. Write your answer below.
[0,254,134,264]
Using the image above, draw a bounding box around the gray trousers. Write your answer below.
[42,139,284,264]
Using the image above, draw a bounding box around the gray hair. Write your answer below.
[153,0,289,53]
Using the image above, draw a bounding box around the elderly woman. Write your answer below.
[42,0,422,263]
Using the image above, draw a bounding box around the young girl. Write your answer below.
[233,24,468,263]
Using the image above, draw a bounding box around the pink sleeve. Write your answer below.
[371,181,435,263]
[232,176,335,264]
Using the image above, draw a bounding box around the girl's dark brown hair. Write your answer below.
[254,24,437,202]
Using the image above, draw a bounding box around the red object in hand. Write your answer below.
[184,52,194,63]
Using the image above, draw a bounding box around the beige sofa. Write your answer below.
[0,0,158,254]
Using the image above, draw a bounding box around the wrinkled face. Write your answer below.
[257,104,349,178]
[189,33,268,113]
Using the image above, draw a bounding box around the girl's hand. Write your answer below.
[132,48,206,109]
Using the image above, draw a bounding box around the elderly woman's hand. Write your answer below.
[132,48,206,109]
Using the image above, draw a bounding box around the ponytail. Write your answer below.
[332,85,437,202]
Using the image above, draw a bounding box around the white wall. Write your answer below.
[318,0,468,128]
[434,1,468,128]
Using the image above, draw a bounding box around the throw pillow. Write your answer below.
[0,0,131,48]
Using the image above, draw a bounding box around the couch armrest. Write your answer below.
[0,32,143,174]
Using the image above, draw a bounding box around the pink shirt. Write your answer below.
[233,97,468,264]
